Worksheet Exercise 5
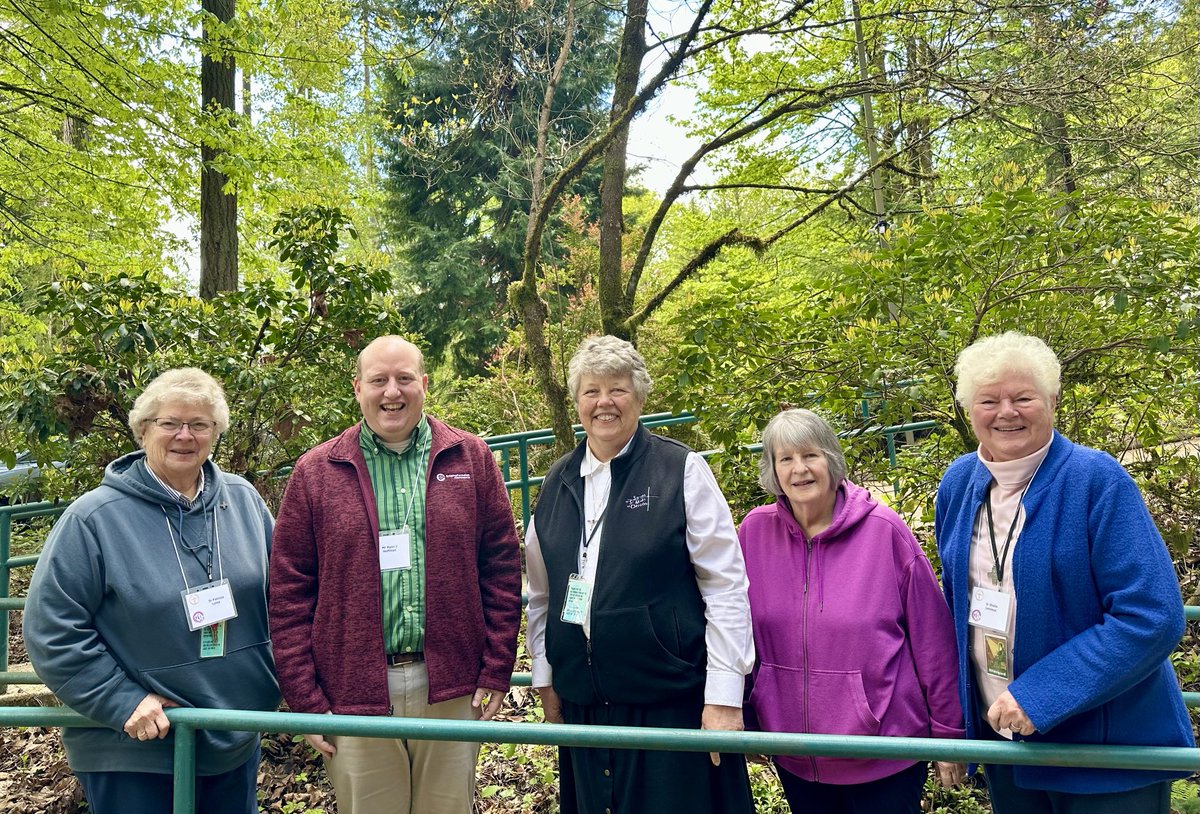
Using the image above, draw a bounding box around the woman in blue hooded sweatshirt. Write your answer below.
[24,368,279,814]
[739,408,965,814]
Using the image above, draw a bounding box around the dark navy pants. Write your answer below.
[976,719,1171,814]
[775,759,929,814]
[984,761,1170,814]
[75,742,260,814]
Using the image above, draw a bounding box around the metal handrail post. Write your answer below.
[172,721,197,814]
[518,437,531,528]
[1,509,10,694]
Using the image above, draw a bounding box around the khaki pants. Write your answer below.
[324,662,479,814]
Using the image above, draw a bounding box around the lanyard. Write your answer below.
[389,483,419,532]
[982,494,1020,588]
[578,503,609,573]
[578,471,611,573]
[162,503,222,588]
[982,477,1039,587]
[980,457,1045,588]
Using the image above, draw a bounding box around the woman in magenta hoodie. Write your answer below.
[738,409,964,814]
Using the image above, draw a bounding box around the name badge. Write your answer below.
[181,579,238,631]
[560,574,592,626]
[968,586,1011,633]
[379,528,411,571]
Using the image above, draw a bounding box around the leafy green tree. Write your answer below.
[664,185,1197,531]
[0,0,197,287]
[0,0,402,321]
[376,0,617,373]
[0,207,405,504]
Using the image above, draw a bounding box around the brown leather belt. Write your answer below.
[385,651,423,666]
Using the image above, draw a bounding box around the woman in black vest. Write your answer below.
[525,335,755,814]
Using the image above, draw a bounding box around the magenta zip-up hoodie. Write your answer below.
[738,480,963,784]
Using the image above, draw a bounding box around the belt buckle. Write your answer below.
[386,651,422,666]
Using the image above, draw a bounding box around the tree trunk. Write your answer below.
[200,0,238,300]
[597,0,647,340]
[361,0,375,184]
[242,67,251,120]
[513,279,575,454]
[60,115,87,148]
[1042,109,1078,196]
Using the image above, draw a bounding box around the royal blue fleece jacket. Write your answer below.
[936,430,1194,793]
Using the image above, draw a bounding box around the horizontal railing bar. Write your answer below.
[484,413,694,445]
[1,707,1193,772]
[504,475,545,491]
[0,708,93,727]
[4,554,39,569]
[0,671,42,683]
[0,669,532,688]
[0,598,23,610]
[0,501,66,519]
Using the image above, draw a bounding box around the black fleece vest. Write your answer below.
[535,426,706,705]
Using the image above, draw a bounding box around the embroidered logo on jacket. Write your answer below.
[624,487,657,511]
[436,472,472,482]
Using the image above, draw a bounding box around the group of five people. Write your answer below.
[24,331,1193,814]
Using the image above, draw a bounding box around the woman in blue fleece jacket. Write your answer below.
[936,333,1193,814]
[23,369,279,814]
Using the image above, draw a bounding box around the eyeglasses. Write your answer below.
[149,418,216,435]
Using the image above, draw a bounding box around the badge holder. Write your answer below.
[379,527,412,571]
[561,574,592,625]
[181,579,238,631]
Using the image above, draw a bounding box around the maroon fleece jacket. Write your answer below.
[269,418,521,714]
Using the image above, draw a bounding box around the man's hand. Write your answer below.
[701,704,743,766]
[473,687,506,721]
[987,690,1037,737]
[303,711,336,758]
[537,686,565,724]
[122,693,179,741]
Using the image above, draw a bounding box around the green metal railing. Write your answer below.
[490,411,698,525]
[0,500,68,692]
[0,412,945,693]
[0,705,1195,814]
[3,414,1198,811]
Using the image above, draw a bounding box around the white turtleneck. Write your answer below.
[969,437,1052,737]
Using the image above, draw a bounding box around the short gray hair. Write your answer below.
[128,368,230,445]
[954,332,1061,409]
[757,408,848,496]
[567,335,652,403]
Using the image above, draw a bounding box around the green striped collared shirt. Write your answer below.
[359,417,430,654]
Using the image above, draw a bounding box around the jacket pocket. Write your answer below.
[749,663,881,736]
[589,605,704,702]
[140,640,280,713]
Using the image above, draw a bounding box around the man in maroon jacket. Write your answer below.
[269,335,522,814]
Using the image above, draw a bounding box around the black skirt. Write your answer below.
[558,696,754,814]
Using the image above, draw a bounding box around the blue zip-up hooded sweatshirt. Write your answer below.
[936,431,1193,793]
[24,451,280,774]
